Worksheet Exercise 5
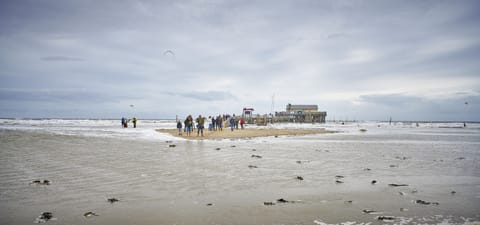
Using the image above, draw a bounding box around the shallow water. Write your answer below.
[0,119,479,224]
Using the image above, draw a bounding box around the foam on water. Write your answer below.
[0,118,182,141]
[314,217,480,225]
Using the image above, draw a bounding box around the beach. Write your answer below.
[156,127,335,140]
[0,119,479,225]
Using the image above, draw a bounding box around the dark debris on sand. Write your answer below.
[40,212,53,220]
[264,198,299,206]
[35,212,54,223]
[107,198,119,203]
[362,209,378,214]
[83,212,99,217]
[276,198,300,203]
[335,175,345,184]
[32,180,51,185]
[377,216,395,222]
[414,199,439,205]
[388,183,409,187]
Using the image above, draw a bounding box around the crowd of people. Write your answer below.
[119,115,247,136]
[177,114,245,137]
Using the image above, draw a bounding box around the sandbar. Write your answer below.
[156,127,334,140]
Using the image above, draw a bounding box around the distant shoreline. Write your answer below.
[156,128,335,140]
[1,118,478,123]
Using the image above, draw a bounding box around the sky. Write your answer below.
[1,0,479,121]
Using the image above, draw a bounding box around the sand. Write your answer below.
[156,127,334,139]
[1,122,480,225]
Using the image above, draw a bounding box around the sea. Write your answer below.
[0,118,479,225]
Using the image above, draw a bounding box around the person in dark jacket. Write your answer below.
[185,115,193,136]
[212,116,216,131]
[229,116,235,131]
[177,120,183,135]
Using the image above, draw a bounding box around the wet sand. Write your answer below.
[156,127,334,139]
[1,124,479,225]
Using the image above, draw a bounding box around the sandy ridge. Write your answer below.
[156,128,334,140]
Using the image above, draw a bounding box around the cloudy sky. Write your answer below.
[1,0,479,121]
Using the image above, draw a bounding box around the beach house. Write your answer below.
[275,104,327,123]
[243,104,327,125]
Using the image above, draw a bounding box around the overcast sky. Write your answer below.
[1,0,479,121]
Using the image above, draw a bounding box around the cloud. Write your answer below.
[324,33,348,40]
[358,93,424,107]
[351,92,480,121]
[167,91,238,101]
[415,37,479,59]
[41,56,84,61]
[0,88,118,102]
[0,0,479,120]
[344,49,378,64]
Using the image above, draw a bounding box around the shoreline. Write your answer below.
[156,127,335,140]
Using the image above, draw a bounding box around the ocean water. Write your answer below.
[0,119,479,225]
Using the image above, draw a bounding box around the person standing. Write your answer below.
[132,117,137,128]
[177,120,183,135]
[240,118,245,129]
[229,116,235,131]
[185,115,193,136]
[212,116,216,131]
[121,117,126,128]
[216,115,223,131]
[196,115,205,137]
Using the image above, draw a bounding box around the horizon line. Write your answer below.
[1,117,479,123]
